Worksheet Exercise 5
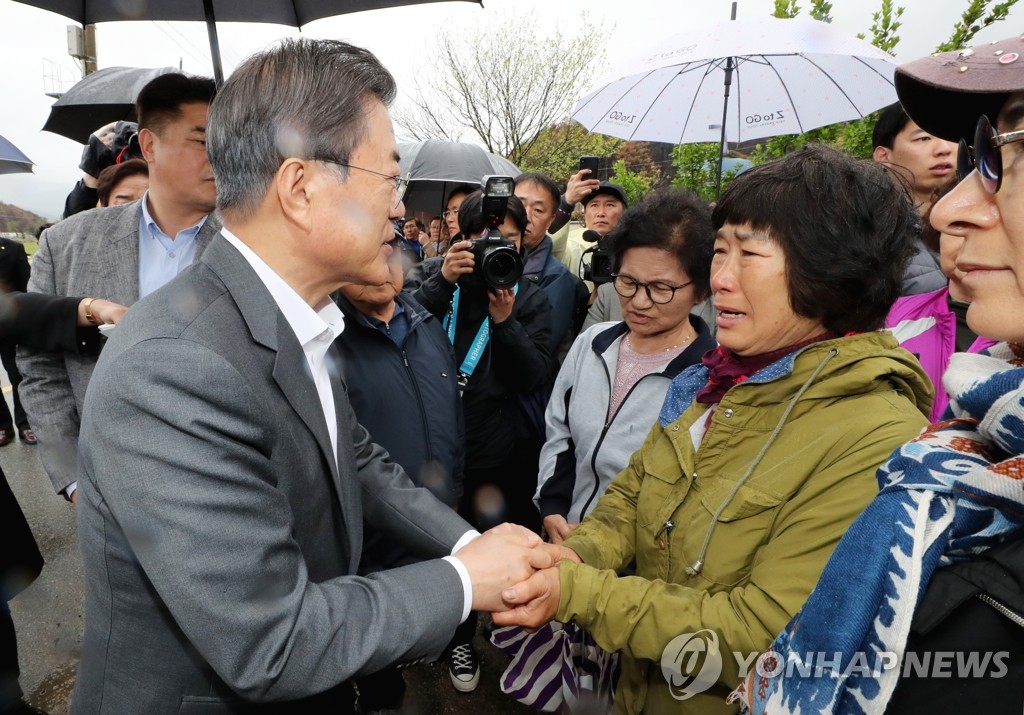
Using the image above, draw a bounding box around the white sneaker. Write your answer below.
[448,642,480,693]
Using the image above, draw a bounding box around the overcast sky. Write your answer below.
[1,0,1020,220]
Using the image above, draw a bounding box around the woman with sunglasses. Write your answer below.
[730,36,1024,715]
[495,145,932,715]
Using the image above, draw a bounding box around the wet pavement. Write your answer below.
[2,384,532,715]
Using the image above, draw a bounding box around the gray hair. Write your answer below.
[207,38,397,219]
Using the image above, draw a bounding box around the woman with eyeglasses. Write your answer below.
[534,188,717,546]
[730,36,1024,715]
[495,145,932,714]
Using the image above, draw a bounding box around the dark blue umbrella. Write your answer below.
[0,135,34,175]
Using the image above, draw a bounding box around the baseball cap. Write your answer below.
[895,34,1024,142]
[581,182,628,207]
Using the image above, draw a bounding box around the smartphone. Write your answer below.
[579,156,600,177]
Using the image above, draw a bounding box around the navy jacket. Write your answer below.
[335,291,464,574]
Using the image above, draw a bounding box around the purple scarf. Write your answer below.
[695,334,837,405]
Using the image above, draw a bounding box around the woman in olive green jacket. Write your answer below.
[495,146,933,714]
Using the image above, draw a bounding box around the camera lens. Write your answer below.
[483,249,523,290]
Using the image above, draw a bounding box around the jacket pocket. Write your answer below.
[690,480,784,588]
[636,433,691,529]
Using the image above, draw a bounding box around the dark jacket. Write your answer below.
[886,533,1024,714]
[1,290,100,602]
[334,291,464,574]
[407,258,554,469]
[523,235,588,360]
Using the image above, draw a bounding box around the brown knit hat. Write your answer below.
[895,34,1024,142]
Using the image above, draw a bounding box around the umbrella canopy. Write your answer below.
[0,134,34,175]
[572,16,897,193]
[398,140,520,214]
[43,66,180,144]
[14,0,482,86]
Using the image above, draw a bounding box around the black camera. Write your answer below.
[580,229,615,285]
[460,175,524,291]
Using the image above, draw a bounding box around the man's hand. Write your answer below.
[564,169,601,205]
[542,514,576,545]
[440,240,475,285]
[79,298,128,326]
[488,288,515,324]
[454,523,563,612]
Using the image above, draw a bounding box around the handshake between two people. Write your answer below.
[453,522,579,630]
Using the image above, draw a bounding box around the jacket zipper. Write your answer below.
[401,347,434,463]
[976,593,1024,628]
[579,358,673,518]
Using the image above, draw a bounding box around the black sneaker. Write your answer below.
[448,642,480,693]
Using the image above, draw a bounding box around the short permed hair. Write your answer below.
[712,144,920,334]
[872,102,912,150]
[608,187,714,302]
[136,73,216,135]
[207,38,396,219]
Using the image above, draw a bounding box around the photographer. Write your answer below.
[407,187,554,694]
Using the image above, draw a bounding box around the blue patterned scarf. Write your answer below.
[729,343,1024,714]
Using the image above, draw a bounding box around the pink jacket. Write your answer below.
[886,287,996,421]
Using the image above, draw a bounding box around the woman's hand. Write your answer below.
[542,514,577,545]
[79,298,128,326]
[440,240,475,285]
[488,288,515,324]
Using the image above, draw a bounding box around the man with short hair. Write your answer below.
[423,215,447,258]
[514,172,588,359]
[70,38,560,714]
[335,238,463,712]
[871,101,956,295]
[402,216,421,243]
[18,72,222,501]
[560,181,628,282]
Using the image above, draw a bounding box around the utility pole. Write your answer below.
[83,24,97,75]
[67,23,98,77]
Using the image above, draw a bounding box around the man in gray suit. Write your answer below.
[18,73,220,501]
[72,39,560,714]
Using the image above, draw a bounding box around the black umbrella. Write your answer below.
[0,134,34,175]
[14,0,482,87]
[399,140,520,214]
[43,66,180,144]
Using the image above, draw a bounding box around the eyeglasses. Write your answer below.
[442,206,460,219]
[612,274,692,304]
[955,114,1024,194]
[316,158,409,208]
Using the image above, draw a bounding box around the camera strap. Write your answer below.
[444,284,519,387]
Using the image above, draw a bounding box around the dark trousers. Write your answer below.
[354,667,406,712]
[0,344,28,433]
[0,601,22,713]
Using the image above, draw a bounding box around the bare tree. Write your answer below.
[395,12,608,167]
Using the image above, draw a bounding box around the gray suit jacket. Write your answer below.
[17,201,220,493]
[72,235,471,714]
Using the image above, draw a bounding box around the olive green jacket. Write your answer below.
[557,333,932,714]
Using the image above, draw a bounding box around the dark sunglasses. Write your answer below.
[956,114,1024,194]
